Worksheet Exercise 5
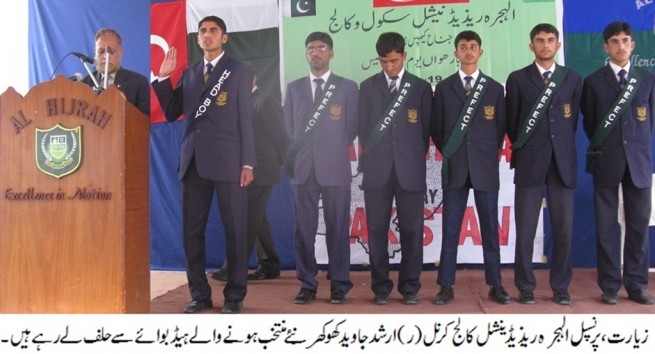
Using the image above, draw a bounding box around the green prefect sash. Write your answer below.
[283,76,342,178]
[585,67,643,173]
[363,75,417,153]
[511,67,569,154]
[441,74,491,185]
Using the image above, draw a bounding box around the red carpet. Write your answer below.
[151,269,655,314]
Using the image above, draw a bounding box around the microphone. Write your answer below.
[71,52,95,64]
[67,73,84,81]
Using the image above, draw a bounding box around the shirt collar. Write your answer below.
[204,51,224,67]
[608,61,631,77]
[458,69,479,84]
[385,68,405,83]
[310,70,331,83]
[535,62,556,76]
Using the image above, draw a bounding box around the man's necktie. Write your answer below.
[618,69,627,89]
[204,63,213,84]
[313,78,324,103]
[100,74,114,88]
[542,70,551,84]
[389,76,398,94]
[464,76,473,96]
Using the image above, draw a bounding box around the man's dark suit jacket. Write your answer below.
[432,72,507,191]
[582,65,655,189]
[83,67,150,115]
[283,73,359,187]
[505,63,581,188]
[251,88,288,187]
[358,71,433,192]
[151,54,256,181]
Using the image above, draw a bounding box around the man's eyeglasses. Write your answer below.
[306,45,329,54]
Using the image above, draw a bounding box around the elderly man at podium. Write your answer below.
[81,28,150,115]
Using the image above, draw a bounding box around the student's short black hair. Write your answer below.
[305,32,333,49]
[602,21,633,43]
[199,15,227,34]
[454,30,481,49]
[530,23,559,41]
[376,32,405,56]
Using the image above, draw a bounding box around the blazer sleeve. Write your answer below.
[237,65,256,168]
[505,72,520,143]
[420,80,433,151]
[151,76,184,122]
[581,76,598,140]
[260,93,289,165]
[431,83,445,152]
[133,74,151,115]
[494,84,508,147]
[345,80,359,144]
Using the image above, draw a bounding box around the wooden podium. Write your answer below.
[0,76,150,313]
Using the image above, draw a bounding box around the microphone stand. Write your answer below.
[82,61,101,92]
[102,47,111,90]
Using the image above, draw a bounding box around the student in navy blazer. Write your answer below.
[432,31,511,306]
[284,32,358,305]
[152,16,256,314]
[82,28,150,115]
[210,64,289,282]
[505,23,581,306]
[582,21,655,306]
[358,32,433,305]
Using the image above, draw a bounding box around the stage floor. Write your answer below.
[150,268,655,314]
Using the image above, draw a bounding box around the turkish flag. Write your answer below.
[150,0,188,124]
[374,0,469,7]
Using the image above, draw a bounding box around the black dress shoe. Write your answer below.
[210,268,228,282]
[489,285,512,304]
[330,289,346,304]
[601,290,618,305]
[294,288,316,304]
[221,300,243,314]
[433,286,454,305]
[373,293,389,305]
[553,289,571,305]
[184,299,213,314]
[518,290,536,304]
[628,289,654,305]
[247,266,280,281]
[402,293,420,305]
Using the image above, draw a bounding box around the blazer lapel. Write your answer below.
[449,75,467,102]
[113,69,126,89]
[601,65,622,92]
[528,64,545,90]
[375,72,391,99]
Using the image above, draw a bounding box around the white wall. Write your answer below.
[0,1,29,95]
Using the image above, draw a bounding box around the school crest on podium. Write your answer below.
[35,124,83,179]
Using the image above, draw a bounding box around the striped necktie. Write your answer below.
[618,69,627,88]
[464,76,473,95]
[204,63,213,84]
[389,76,398,94]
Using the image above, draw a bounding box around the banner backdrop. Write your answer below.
[281,0,560,265]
